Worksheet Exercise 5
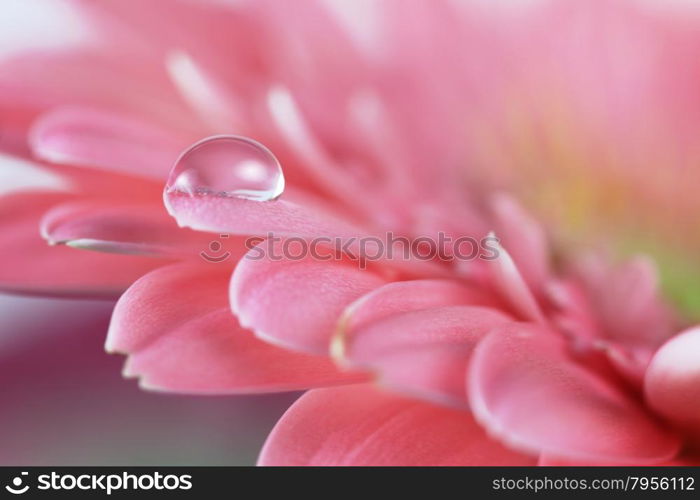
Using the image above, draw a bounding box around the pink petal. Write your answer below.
[0,50,193,129]
[339,305,512,407]
[259,384,536,466]
[0,191,168,297]
[602,342,654,388]
[108,263,362,393]
[231,244,387,354]
[469,324,680,463]
[337,279,503,335]
[574,254,675,348]
[30,106,189,179]
[0,106,36,155]
[164,189,368,240]
[39,199,220,258]
[486,235,545,322]
[107,263,229,353]
[490,193,550,291]
[545,279,601,345]
[166,51,247,132]
[645,326,700,427]
[122,309,365,394]
[266,86,381,216]
[165,190,450,278]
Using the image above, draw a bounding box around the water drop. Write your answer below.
[166,135,284,201]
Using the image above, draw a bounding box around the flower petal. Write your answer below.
[164,189,368,240]
[165,190,450,278]
[231,243,387,354]
[645,326,700,427]
[0,49,192,128]
[469,324,680,464]
[490,193,549,292]
[486,235,544,322]
[30,106,190,179]
[108,263,362,393]
[259,384,536,466]
[336,279,503,335]
[339,305,512,407]
[334,280,510,407]
[166,51,246,133]
[0,191,168,297]
[40,199,219,258]
[574,254,674,348]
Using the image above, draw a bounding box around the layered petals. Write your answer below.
[39,199,217,258]
[334,280,511,406]
[486,236,544,323]
[164,189,368,241]
[231,244,387,354]
[107,263,362,393]
[336,279,502,333]
[259,384,536,466]
[575,254,675,349]
[2,0,695,468]
[0,191,167,297]
[490,194,550,292]
[338,305,512,407]
[468,325,680,464]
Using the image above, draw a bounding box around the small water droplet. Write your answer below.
[166,135,284,201]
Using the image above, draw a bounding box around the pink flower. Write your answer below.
[2,0,700,465]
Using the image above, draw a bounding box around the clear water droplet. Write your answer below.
[166,135,284,201]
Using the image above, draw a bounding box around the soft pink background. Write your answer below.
[0,294,296,465]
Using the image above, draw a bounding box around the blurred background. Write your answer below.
[0,293,296,465]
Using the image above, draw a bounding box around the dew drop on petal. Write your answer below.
[165,135,285,201]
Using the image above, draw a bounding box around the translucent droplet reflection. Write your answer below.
[166,135,284,201]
